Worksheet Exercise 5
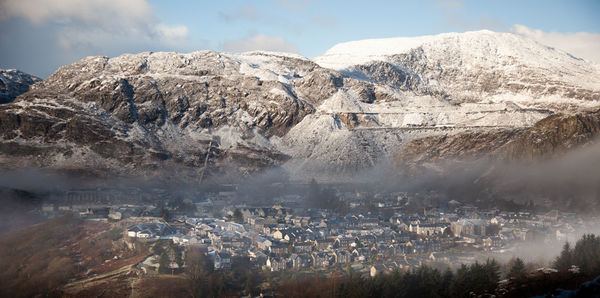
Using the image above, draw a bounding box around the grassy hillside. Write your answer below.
[0,215,149,297]
[0,215,83,297]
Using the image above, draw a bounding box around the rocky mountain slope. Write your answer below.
[395,110,600,166]
[392,110,600,212]
[0,69,40,103]
[315,30,600,109]
[0,30,598,181]
[0,51,323,177]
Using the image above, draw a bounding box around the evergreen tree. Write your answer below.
[441,268,454,294]
[507,257,526,279]
[158,252,171,274]
[174,245,183,268]
[484,259,500,286]
[160,207,171,222]
[554,242,573,270]
[572,234,600,274]
[233,208,244,224]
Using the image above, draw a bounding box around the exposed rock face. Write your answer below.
[0,30,599,180]
[35,51,317,137]
[395,110,600,166]
[0,69,40,103]
[0,51,324,177]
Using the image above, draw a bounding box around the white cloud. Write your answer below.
[511,24,600,64]
[222,34,298,53]
[0,0,189,50]
[0,0,152,27]
[155,24,189,41]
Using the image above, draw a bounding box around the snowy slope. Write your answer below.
[315,30,599,80]
[0,30,599,181]
[315,30,600,109]
[315,33,443,69]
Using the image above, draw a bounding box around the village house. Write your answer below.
[335,236,355,249]
[213,252,231,270]
[127,222,174,239]
[357,235,377,247]
[269,242,289,256]
[314,238,335,250]
[290,254,310,269]
[266,256,287,271]
[254,237,272,251]
[409,223,449,236]
[452,219,487,236]
[312,252,331,267]
[352,247,375,261]
[334,250,353,264]
[293,241,313,253]
[370,264,391,277]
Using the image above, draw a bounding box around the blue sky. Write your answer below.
[1,0,599,77]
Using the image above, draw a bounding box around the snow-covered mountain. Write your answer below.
[0,69,40,103]
[282,30,600,179]
[0,30,598,181]
[315,30,600,107]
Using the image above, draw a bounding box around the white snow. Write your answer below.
[314,33,442,70]
[315,30,600,91]
[12,30,599,180]
[309,28,600,171]
[223,51,311,84]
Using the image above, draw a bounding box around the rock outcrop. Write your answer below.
[0,69,40,103]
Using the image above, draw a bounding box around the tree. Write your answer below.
[553,234,600,274]
[553,242,573,271]
[233,208,244,224]
[441,268,454,294]
[160,207,171,222]
[484,259,500,287]
[243,277,254,296]
[507,257,526,279]
[185,247,213,281]
[450,260,499,297]
[185,247,224,298]
[572,234,600,274]
[173,245,183,269]
[158,252,171,274]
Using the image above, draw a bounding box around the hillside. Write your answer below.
[395,110,600,164]
[0,215,149,297]
[0,31,598,181]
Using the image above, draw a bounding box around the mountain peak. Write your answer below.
[313,30,586,71]
[0,69,41,103]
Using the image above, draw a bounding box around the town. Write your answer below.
[38,182,600,279]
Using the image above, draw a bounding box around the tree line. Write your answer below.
[180,234,600,297]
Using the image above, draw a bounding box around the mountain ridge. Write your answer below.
[0,30,599,181]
